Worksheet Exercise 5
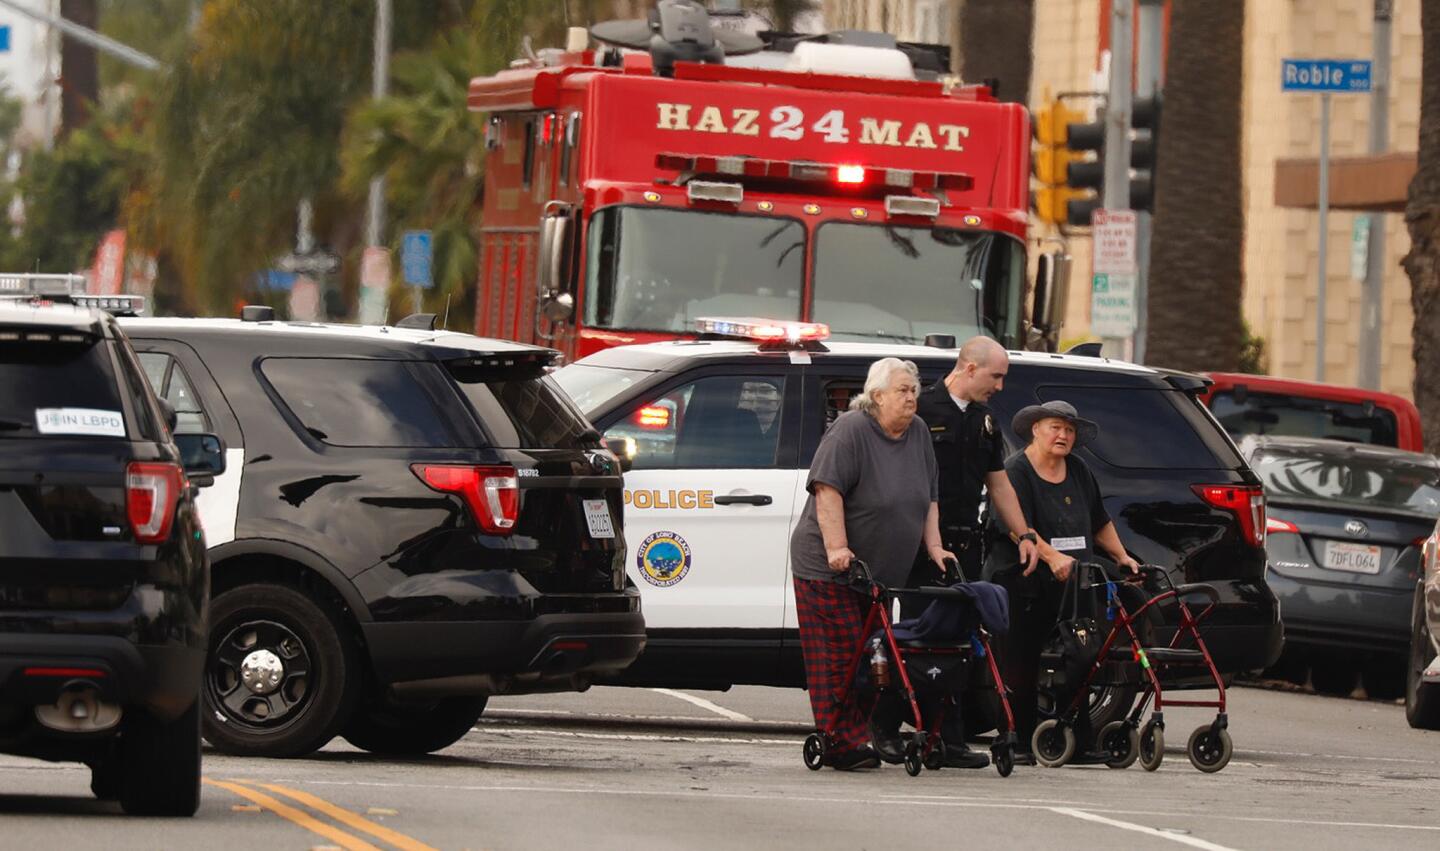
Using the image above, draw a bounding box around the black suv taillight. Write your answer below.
[413,464,520,534]
[1192,484,1266,547]
[126,462,184,544]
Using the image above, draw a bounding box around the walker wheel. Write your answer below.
[922,739,946,771]
[1100,720,1140,769]
[903,741,923,777]
[1032,719,1075,768]
[1139,720,1165,772]
[1186,725,1233,773]
[803,733,826,771]
[993,744,1015,778]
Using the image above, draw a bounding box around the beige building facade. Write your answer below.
[821,0,1425,398]
[1031,0,1424,397]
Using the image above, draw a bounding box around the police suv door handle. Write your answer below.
[714,494,773,506]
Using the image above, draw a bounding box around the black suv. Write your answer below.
[554,334,1283,732]
[120,311,644,758]
[0,296,221,815]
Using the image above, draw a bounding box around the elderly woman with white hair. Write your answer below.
[788,357,956,770]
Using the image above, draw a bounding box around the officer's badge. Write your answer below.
[1064,496,1072,505]
[983,414,995,435]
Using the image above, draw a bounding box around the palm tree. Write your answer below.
[956,0,1034,104]
[1145,0,1246,372]
[1403,0,1440,451]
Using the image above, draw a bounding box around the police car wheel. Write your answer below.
[341,696,489,755]
[202,583,359,757]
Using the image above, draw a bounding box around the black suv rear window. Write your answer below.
[448,364,595,449]
[262,358,462,448]
[0,339,125,438]
[1035,386,1242,470]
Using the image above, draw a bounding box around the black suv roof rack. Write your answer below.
[0,273,146,317]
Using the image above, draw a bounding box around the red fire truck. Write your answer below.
[468,8,1066,361]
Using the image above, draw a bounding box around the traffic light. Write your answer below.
[1130,96,1161,212]
[1031,98,1086,227]
[1063,111,1104,226]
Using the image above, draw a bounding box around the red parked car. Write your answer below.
[1201,373,1424,453]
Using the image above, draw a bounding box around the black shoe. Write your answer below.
[830,746,882,771]
[1068,749,1113,766]
[1012,750,1038,766]
[868,719,906,765]
[942,744,991,769]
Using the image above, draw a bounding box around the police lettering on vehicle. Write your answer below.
[655,102,971,152]
[624,489,715,510]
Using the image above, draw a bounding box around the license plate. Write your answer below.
[1322,541,1382,574]
[583,499,615,539]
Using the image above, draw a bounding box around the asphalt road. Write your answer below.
[0,685,1437,850]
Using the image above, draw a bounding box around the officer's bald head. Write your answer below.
[958,336,1006,370]
[949,336,1009,402]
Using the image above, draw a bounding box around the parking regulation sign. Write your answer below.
[401,230,434,289]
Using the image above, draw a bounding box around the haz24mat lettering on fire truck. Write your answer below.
[656,103,971,151]
[637,531,692,587]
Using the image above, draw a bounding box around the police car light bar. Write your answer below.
[655,153,973,193]
[695,317,830,344]
[0,273,87,296]
[72,294,147,315]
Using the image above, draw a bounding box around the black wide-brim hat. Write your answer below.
[1011,400,1099,448]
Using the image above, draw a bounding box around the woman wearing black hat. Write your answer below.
[983,400,1139,764]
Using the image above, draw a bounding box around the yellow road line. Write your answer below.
[203,779,381,851]
[254,782,439,851]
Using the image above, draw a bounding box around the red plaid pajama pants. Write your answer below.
[793,576,870,751]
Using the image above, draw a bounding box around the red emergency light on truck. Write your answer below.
[468,2,1068,362]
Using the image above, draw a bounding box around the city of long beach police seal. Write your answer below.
[637,530,692,587]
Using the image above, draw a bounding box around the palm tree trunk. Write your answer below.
[956,0,1034,104]
[1402,0,1440,451]
[1144,0,1246,372]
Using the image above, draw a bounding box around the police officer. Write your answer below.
[871,337,1038,769]
[912,336,1038,586]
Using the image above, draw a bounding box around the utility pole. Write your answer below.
[1099,0,1133,360]
[366,0,395,306]
[1358,0,1392,389]
[1133,0,1163,364]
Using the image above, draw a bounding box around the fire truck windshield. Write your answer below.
[584,206,805,333]
[812,224,1026,348]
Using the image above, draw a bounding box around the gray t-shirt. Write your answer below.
[790,410,939,586]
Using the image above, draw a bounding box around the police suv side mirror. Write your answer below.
[176,432,226,487]
[604,437,634,474]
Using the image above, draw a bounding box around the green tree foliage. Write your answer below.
[133,0,457,313]
[4,92,147,274]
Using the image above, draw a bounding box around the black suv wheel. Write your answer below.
[203,583,359,757]
[342,696,489,755]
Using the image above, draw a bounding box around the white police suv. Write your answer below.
[553,318,1282,723]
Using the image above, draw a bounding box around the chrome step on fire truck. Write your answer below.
[468,0,1070,361]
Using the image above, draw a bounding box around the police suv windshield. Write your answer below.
[584,206,805,333]
[812,224,1025,347]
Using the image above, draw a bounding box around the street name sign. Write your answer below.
[1281,59,1372,93]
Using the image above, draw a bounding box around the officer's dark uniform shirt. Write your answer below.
[916,379,1007,550]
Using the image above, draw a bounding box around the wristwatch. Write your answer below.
[1018,531,1039,545]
